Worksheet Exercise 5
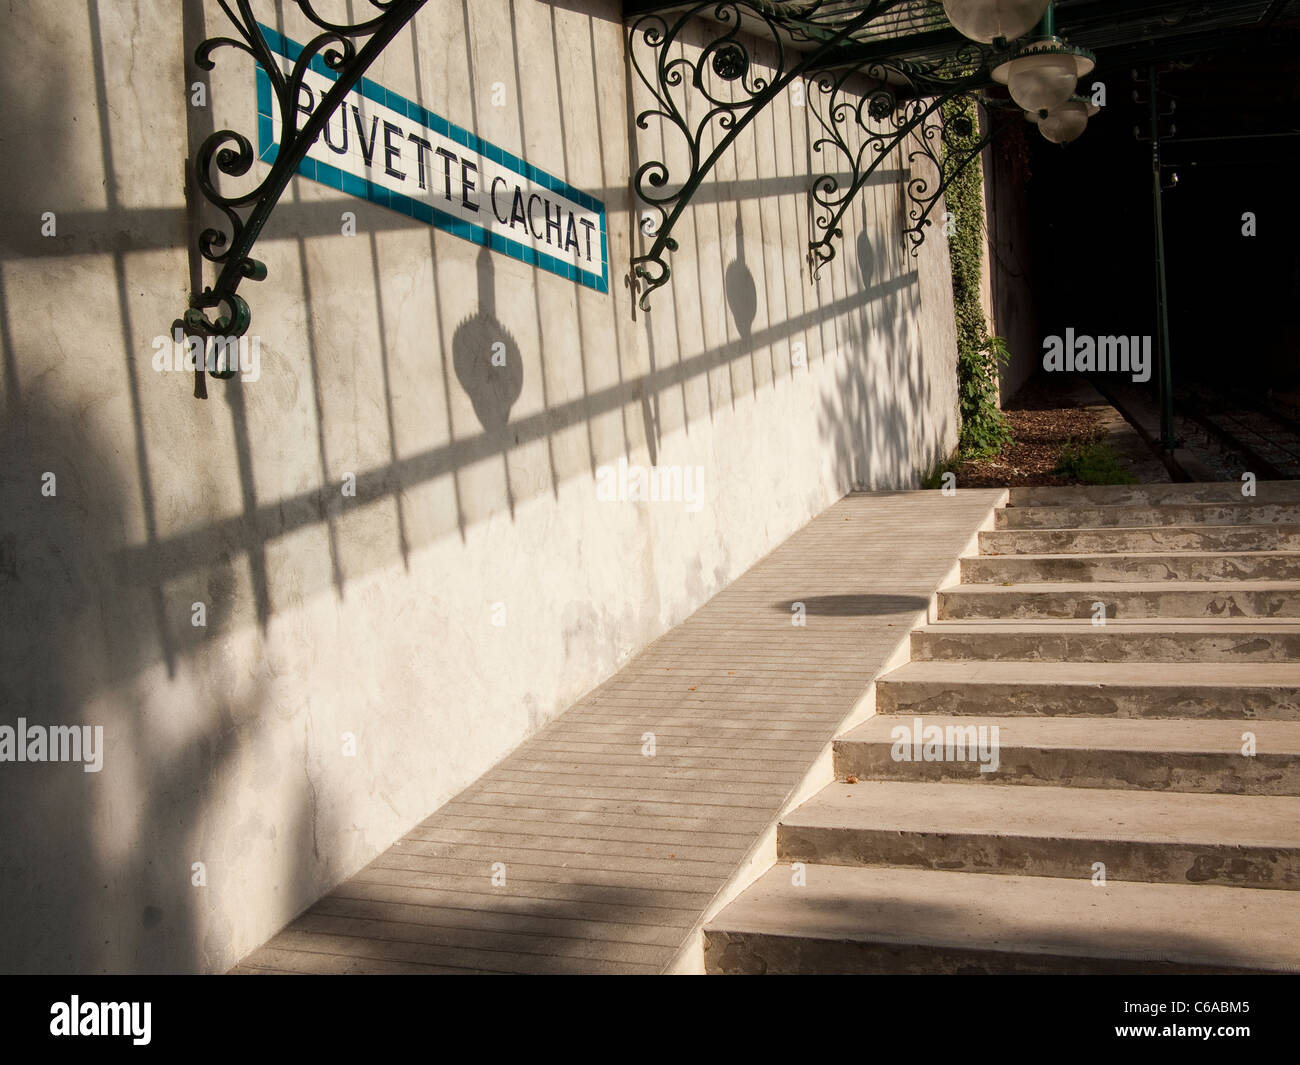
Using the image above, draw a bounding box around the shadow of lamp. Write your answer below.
[452,245,523,434]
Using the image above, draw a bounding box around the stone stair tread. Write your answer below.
[987,523,1300,532]
[781,781,1300,848]
[878,660,1300,686]
[981,524,1300,542]
[1007,482,1300,506]
[706,864,1300,972]
[840,714,1300,755]
[980,528,1300,556]
[975,551,1300,560]
[943,580,1300,593]
[913,619,1300,663]
[920,618,1300,630]
[995,503,1300,530]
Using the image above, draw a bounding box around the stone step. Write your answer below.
[980,524,1300,555]
[938,581,1300,620]
[776,781,1300,889]
[912,619,1300,663]
[962,551,1300,584]
[875,661,1300,719]
[1008,482,1300,507]
[704,864,1300,974]
[996,502,1300,529]
[705,485,1300,976]
[833,716,1300,794]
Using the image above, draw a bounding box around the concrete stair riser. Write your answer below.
[704,866,1300,974]
[911,626,1300,663]
[875,677,1300,720]
[938,586,1300,620]
[1008,482,1300,507]
[996,503,1300,529]
[962,552,1300,584]
[776,822,1300,891]
[704,930,1272,976]
[981,525,1300,555]
[833,741,1300,795]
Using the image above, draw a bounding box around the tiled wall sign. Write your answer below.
[255,25,609,293]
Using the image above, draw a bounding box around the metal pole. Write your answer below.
[1040,1,1056,38]
[1149,67,1175,450]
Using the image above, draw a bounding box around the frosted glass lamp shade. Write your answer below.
[1006,53,1079,111]
[942,0,1052,44]
[1037,99,1100,144]
[993,43,1097,114]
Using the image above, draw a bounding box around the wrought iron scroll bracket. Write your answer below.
[899,94,1016,256]
[804,52,997,276]
[625,1,906,312]
[176,0,427,393]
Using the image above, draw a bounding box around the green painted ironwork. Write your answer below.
[176,0,427,393]
[805,53,1003,274]
[626,1,922,311]
[626,1,1010,307]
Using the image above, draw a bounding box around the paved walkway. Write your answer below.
[236,489,1003,974]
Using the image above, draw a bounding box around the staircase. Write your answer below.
[704,482,1300,974]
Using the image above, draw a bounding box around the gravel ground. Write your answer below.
[950,377,1109,489]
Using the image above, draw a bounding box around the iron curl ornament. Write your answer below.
[805,43,994,276]
[900,91,1015,254]
[626,0,911,312]
[175,0,427,393]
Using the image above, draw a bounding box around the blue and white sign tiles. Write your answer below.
[255,25,609,294]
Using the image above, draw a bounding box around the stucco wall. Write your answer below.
[981,119,1037,404]
[0,0,957,973]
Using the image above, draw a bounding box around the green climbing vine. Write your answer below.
[941,96,1012,458]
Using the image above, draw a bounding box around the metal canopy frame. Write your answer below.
[623,0,1299,309]
[623,1,1024,309]
[629,2,910,309]
[174,1,1299,376]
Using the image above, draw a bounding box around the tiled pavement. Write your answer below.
[235,489,1004,974]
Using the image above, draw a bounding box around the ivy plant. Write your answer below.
[940,96,1012,458]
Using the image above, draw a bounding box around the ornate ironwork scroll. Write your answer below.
[803,33,1002,274]
[626,1,911,311]
[176,0,427,386]
[900,93,1015,253]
